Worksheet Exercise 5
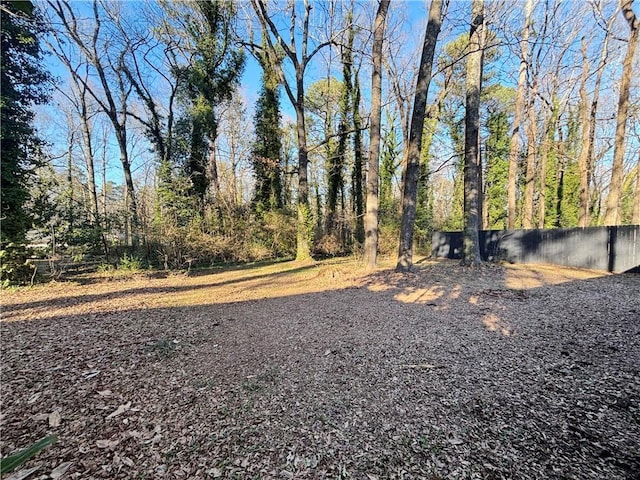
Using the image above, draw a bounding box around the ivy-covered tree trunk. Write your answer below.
[352,71,365,245]
[379,117,400,219]
[251,0,335,261]
[252,55,283,213]
[326,13,354,238]
[485,111,510,230]
[294,84,312,260]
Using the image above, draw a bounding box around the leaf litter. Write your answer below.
[1,258,638,479]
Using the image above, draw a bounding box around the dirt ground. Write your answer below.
[1,258,639,480]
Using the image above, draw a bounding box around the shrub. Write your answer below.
[0,243,36,287]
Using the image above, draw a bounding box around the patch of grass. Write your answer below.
[242,367,280,392]
[192,379,217,390]
[145,338,178,358]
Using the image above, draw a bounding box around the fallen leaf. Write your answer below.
[27,393,42,404]
[49,411,62,427]
[106,402,131,420]
[5,466,40,480]
[50,461,72,479]
[96,439,120,449]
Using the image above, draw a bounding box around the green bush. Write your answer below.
[0,243,36,287]
[119,253,142,272]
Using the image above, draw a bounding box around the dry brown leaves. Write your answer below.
[1,258,639,479]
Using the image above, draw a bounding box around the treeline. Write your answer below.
[1,0,638,283]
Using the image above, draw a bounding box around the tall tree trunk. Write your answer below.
[364,0,390,269]
[537,114,551,228]
[294,83,311,260]
[352,71,365,244]
[585,14,613,223]
[396,0,444,272]
[208,139,221,203]
[507,0,534,229]
[633,154,640,224]
[462,0,485,266]
[604,0,638,225]
[70,76,101,225]
[66,132,74,230]
[523,82,538,229]
[577,37,591,227]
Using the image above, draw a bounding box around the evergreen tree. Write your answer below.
[1,0,50,244]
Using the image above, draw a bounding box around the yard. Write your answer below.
[1,258,639,479]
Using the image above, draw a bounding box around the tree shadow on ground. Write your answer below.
[2,262,319,317]
[1,261,639,479]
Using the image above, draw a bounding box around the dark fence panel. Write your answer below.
[432,225,640,273]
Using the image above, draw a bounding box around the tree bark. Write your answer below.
[604,0,638,226]
[364,0,390,269]
[462,0,485,266]
[584,12,615,225]
[396,0,444,272]
[507,0,534,229]
[523,81,538,229]
[576,37,591,228]
[633,154,640,224]
[294,80,311,260]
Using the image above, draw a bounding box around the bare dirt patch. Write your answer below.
[1,258,639,479]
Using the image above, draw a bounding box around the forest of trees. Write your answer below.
[1,0,639,283]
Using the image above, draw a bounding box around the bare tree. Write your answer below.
[363,0,390,269]
[604,0,638,226]
[47,0,139,245]
[250,0,336,260]
[506,0,534,229]
[576,3,617,227]
[396,0,445,272]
